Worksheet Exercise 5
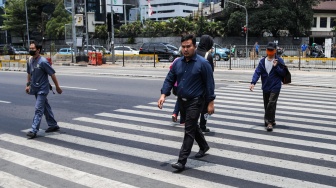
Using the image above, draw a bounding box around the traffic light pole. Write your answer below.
[110,1,115,64]
[223,0,248,58]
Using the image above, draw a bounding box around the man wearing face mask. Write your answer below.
[25,41,63,139]
[249,42,286,131]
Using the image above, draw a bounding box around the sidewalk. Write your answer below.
[53,62,336,89]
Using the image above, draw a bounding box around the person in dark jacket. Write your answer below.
[158,34,215,171]
[196,35,214,132]
[249,42,286,131]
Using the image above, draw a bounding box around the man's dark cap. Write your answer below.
[266,42,277,50]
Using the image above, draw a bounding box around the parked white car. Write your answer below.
[114,46,139,55]
[83,45,111,54]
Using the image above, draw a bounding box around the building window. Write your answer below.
[320,17,327,28]
[331,17,336,28]
[312,17,317,28]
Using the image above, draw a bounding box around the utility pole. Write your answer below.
[110,0,115,64]
[224,0,248,58]
[71,0,77,63]
[85,0,89,55]
[25,0,30,47]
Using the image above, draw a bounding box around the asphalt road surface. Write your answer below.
[0,67,335,188]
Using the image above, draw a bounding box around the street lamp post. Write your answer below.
[25,0,30,47]
[225,0,248,57]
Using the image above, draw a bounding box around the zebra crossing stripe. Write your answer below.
[73,116,336,178]
[178,97,335,115]
[215,91,336,106]
[114,109,336,148]
[217,87,336,97]
[148,101,336,135]
[215,95,336,111]
[164,97,336,120]
[121,106,336,142]
[0,171,47,188]
[0,147,137,188]
[0,134,232,188]
[92,113,336,162]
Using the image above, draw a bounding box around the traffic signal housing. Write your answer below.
[220,0,225,8]
[107,13,121,32]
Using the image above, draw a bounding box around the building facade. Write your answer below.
[138,0,200,21]
[311,0,336,44]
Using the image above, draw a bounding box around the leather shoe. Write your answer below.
[195,146,210,158]
[201,128,210,133]
[45,126,60,133]
[171,162,185,171]
[26,131,37,139]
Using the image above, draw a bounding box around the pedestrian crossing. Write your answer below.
[1,83,336,187]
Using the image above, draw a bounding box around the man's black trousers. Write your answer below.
[263,92,280,125]
[177,97,209,165]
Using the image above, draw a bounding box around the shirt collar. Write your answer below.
[182,52,197,62]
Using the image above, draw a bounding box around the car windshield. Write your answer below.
[165,45,178,50]
[214,44,223,49]
[131,48,137,51]
[14,46,27,51]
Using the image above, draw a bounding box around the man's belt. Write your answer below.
[179,97,200,101]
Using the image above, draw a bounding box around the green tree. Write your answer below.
[3,0,60,43]
[45,1,71,39]
[94,25,108,40]
[246,0,319,36]
[2,0,27,43]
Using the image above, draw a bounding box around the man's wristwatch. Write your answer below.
[26,82,31,87]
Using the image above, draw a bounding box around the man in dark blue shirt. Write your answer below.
[158,34,216,171]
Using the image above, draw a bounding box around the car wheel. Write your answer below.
[215,54,221,61]
[168,55,174,62]
[224,58,229,61]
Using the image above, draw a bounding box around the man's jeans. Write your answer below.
[263,92,280,125]
[31,94,57,133]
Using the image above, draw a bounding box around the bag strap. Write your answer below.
[205,51,210,58]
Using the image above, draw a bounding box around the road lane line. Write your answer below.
[51,85,97,91]
[0,100,11,104]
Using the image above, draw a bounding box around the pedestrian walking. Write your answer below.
[254,42,259,57]
[25,41,63,138]
[301,43,308,58]
[249,42,286,132]
[158,34,215,170]
[196,34,214,133]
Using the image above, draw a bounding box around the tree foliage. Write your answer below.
[3,0,61,43]
[45,1,71,39]
[2,0,322,43]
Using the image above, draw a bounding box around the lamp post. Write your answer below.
[225,0,248,58]
[25,0,30,47]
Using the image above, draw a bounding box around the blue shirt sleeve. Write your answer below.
[161,64,177,96]
[201,60,216,102]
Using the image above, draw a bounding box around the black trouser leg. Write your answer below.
[178,98,208,165]
[199,101,208,130]
[263,92,279,124]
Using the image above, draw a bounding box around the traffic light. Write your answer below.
[220,0,225,8]
[107,13,121,32]
[241,26,247,37]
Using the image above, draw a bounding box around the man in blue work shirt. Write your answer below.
[158,34,216,171]
[301,42,308,58]
[25,41,63,138]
